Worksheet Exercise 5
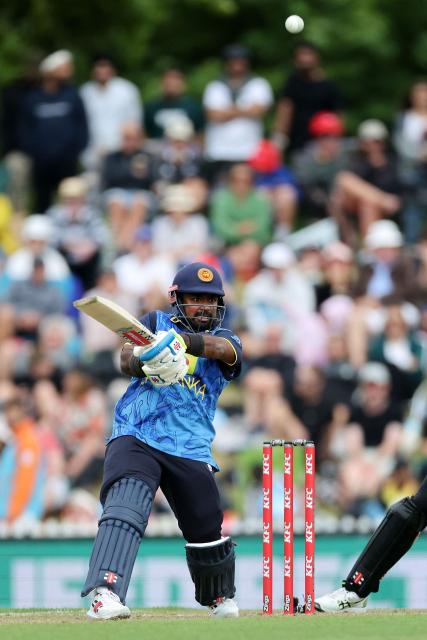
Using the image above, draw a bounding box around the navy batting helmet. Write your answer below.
[168,262,225,332]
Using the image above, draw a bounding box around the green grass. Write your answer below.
[1,609,427,640]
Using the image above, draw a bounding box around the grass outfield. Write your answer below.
[1,609,427,640]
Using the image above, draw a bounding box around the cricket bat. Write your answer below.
[73,295,155,346]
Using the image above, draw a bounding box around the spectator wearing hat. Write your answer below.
[80,54,142,171]
[144,66,204,142]
[47,177,110,290]
[346,220,421,369]
[210,163,272,246]
[112,224,175,311]
[152,184,209,265]
[152,115,208,211]
[243,242,315,354]
[355,220,418,300]
[20,50,88,212]
[273,41,344,154]
[3,214,74,305]
[248,140,299,238]
[101,123,155,253]
[330,119,402,243]
[202,44,273,185]
[293,111,350,219]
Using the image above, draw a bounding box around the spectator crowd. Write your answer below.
[2,41,427,533]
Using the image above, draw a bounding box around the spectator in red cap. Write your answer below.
[309,111,344,138]
[293,111,350,219]
[248,140,299,238]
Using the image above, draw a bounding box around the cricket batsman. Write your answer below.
[315,481,427,612]
[81,262,241,620]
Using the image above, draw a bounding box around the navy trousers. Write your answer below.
[101,436,223,543]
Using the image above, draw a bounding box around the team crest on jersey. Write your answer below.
[197,268,213,282]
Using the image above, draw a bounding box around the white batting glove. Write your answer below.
[143,351,189,386]
[133,330,186,368]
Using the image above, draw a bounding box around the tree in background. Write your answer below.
[0,0,427,132]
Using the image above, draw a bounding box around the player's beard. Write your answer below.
[190,310,215,332]
[174,299,226,333]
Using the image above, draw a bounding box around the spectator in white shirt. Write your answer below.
[80,53,142,171]
[202,44,273,185]
[4,214,74,306]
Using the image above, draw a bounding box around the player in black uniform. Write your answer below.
[315,478,427,611]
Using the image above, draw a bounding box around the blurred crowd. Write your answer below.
[1,41,427,533]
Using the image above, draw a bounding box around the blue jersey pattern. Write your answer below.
[110,311,242,470]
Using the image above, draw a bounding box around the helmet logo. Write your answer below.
[197,268,214,282]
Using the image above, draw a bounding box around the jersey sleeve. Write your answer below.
[139,310,159,333]
[214,329,242,381]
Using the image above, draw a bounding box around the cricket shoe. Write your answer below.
[87,587,131,620]
[315,587,368,613]
[209,597,239,618]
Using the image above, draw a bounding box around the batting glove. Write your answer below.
[143,351,189,386]
[133,329,186,367]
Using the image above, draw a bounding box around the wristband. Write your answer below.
[183,333,205,357]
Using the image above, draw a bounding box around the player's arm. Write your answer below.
[180,333,237,365]
[206,107,240,123]
[121,333,236,372]
[235,103,270,119]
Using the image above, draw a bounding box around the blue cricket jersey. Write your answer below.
[110,311,242,470]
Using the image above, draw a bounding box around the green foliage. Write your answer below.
[0,0,426,128]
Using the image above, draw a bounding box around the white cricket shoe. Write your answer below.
[87,587,131,620]
[315,587,368,613]
[209,597,239,618]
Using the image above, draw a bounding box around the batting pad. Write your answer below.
[81,477,153,602]
[185,536,236,606]
[344,497,427,597]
